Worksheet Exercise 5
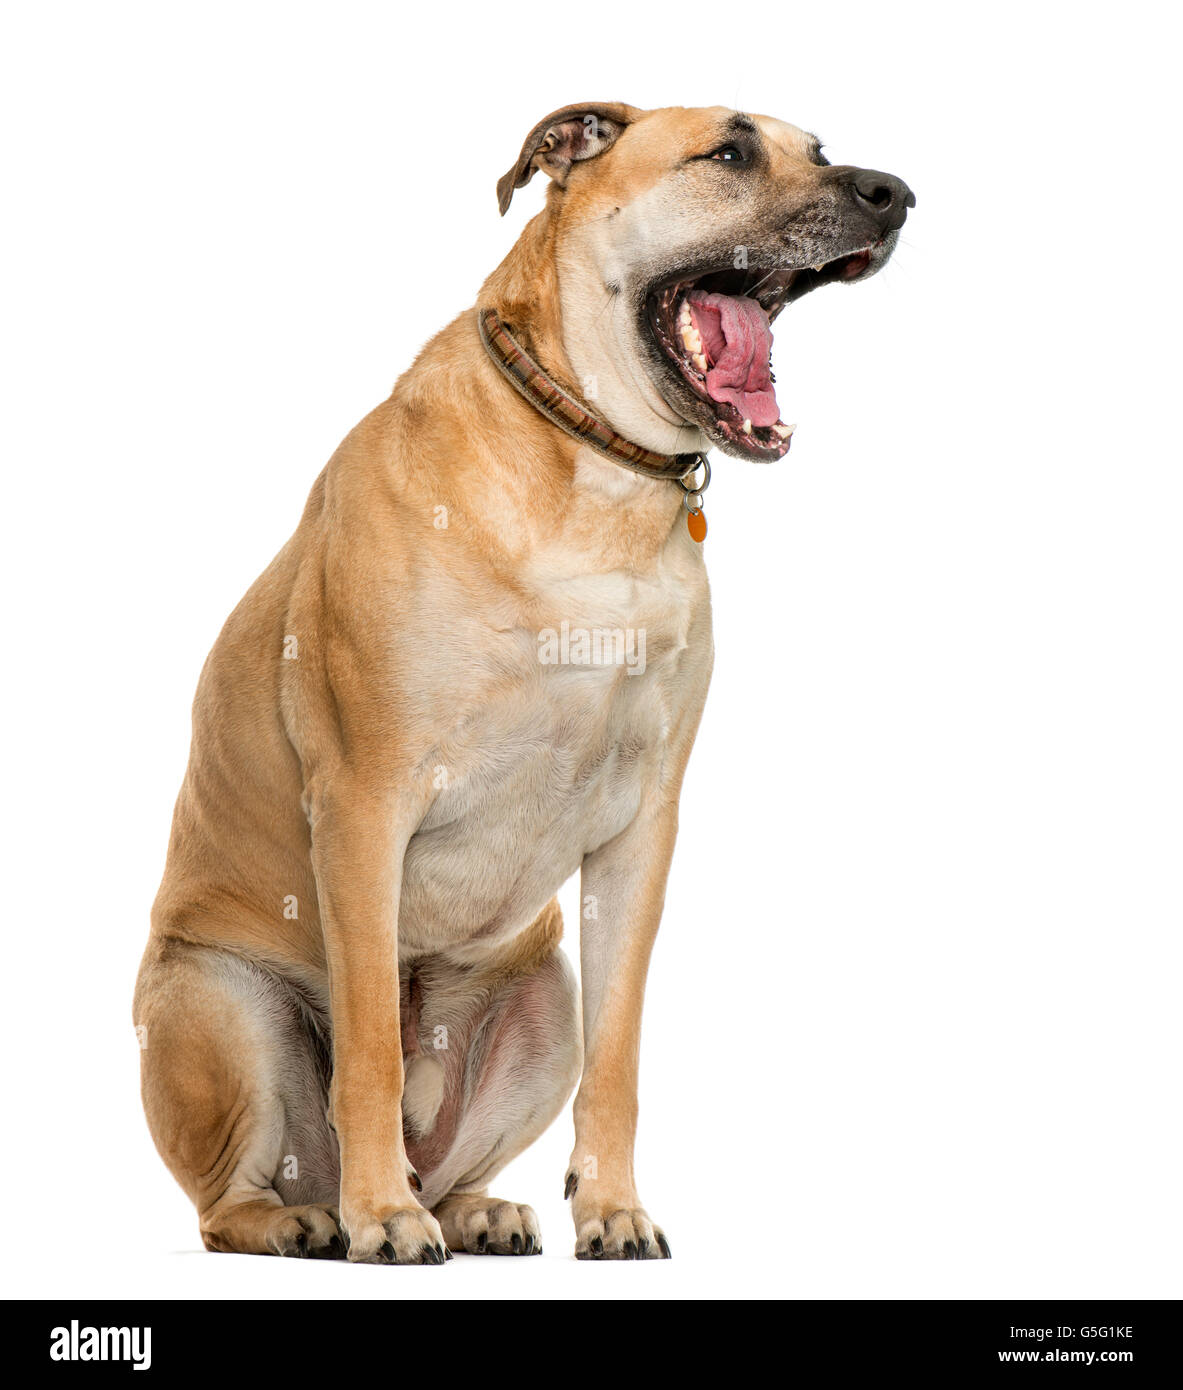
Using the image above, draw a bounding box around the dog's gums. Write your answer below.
[645,246,878,458]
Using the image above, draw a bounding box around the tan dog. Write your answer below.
[134,102,913,1262]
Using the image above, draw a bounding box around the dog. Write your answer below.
[134,102,913,1262]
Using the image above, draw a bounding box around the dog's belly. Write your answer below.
[396,625,686,959]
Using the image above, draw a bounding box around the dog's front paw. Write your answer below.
[566,1173,670,1260]
[342,1205,450,1265]
[574,1206,670,1260]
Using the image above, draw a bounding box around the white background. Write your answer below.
[2,1,1180,1301]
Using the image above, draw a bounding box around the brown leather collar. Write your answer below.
[477,307,705,483]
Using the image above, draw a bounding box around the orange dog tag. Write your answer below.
[687,508,707,543]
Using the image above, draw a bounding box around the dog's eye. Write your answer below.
[708,145,746,163]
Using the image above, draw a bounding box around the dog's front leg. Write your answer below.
[308,777,447,1265]
[566,802,679,1260]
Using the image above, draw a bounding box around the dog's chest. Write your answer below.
[397,553,705,955]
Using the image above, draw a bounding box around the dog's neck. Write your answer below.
[378,206,709,568]
[386,313,688,572]
[477,309,702,483]
[479,208,575,392]
[478,201,706,463]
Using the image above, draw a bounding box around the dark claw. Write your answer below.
[623,1240,637,1260]
[408,1169,423,1193]
[293,1232,309,1257]
[589,1235,604,1258]
[476,1231,488,1254]
[444,1247,454,1261]
[420,1243,442,1265]
[309,1234,345,1260]
[656,1233,672,1259]
[563,1171,578,1200]
[511,1233,523,1254]
[637,1238,650,1259]
[379,1240,396,1263]
[524,1234,535,1255]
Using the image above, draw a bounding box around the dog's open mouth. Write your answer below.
[645,248,875,459]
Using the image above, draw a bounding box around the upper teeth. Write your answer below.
[773,422,795,438]
[677,300,711,373]
[680,315,705,367]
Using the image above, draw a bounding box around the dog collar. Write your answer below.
[477,307,710,541]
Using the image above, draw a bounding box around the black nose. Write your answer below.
[846,168,916,233]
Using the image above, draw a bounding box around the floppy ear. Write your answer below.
[496,102,636,215]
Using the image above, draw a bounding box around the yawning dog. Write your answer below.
[134,101,914,1262]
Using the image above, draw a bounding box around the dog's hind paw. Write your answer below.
[202,1202,345,1258]
[433,1194,542,1255]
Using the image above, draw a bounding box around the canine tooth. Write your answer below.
[742,418,752,434]
[773,422,795,438]
[812,262,825,272]
[693,352,708,371]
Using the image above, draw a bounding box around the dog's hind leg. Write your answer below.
[133,937,344,1258]
[407,921,582,1255]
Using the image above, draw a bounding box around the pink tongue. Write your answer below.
[688,291,779,428]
